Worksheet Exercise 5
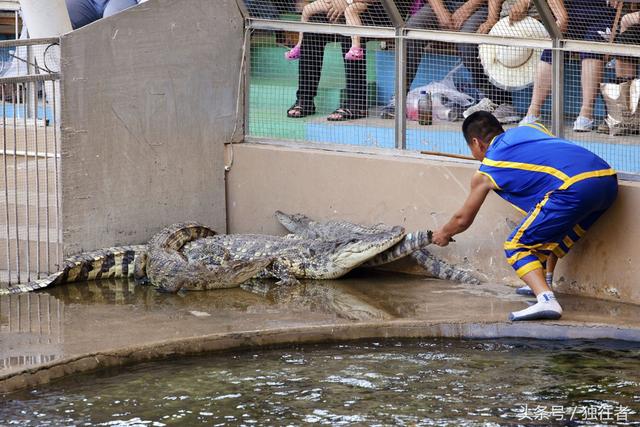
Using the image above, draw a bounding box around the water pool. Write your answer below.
[2,339,639,426]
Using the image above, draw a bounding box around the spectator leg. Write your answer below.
[405,6,438,93]
[579,58,603,120]
[295,32,333,109]
[103,0,139,18]
[526,60,552,118]
[341,38,367,111]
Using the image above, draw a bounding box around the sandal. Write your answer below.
[344,46,364,61]
[285,44,301,61]
[287,102,315,118]
[327,107,367,122]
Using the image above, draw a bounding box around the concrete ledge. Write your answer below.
[2,319,640,394]
[227,141,640,305]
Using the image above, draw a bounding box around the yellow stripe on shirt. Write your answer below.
[481,158,570,183]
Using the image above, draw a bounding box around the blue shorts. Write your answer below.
[504,175,618,277]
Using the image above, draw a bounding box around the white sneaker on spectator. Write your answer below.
[573,115,594,132]
[493,104,521,124]
[518,115,540,126]
[463,98,497,118]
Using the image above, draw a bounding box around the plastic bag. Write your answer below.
[406,63,474,122]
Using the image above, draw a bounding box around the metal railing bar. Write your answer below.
[394,28,406,150]
[405,29,552,49]
[33,86,41,280]
[562,40,640,58]
[23,84,31,281]
[2,86,11,284]
[0,38,59,49]
[0,150,59,158]
[379,0,404,28]
[42,82,50,275]
[0,74,61,85]
[249,19,396,38]
[532,0,562,40]
[52,82,61,270]
[12,85,19,283]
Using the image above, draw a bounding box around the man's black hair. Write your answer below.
[462,111,504,145]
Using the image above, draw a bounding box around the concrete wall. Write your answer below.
[226,142,640,305]
[59,0,243,253]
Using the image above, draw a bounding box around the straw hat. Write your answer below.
[478,16,549,91]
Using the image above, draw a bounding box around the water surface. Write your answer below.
[2,339,639,426]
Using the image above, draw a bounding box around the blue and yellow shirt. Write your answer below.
[478,124,615,214]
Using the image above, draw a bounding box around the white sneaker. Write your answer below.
[463,98,497,118]
[518,115,539,126]
[493,104,521,124]
[573,115,594,132]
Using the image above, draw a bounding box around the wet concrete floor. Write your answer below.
[1,271,640,389]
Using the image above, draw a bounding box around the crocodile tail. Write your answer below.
[410,248,482,285]
[363,231,432,267]
[0,245,148,295]
[147,222,217,251]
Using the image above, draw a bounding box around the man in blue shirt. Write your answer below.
[432,111,618,321]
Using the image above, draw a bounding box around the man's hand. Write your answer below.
[432,229,453,247]
[327,0,348,23]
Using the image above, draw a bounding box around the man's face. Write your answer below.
[468,137,487,161]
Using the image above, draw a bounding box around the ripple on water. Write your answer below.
[1,339,639,426]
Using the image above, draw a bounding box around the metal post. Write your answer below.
[242,26,251,141]
[394,29,407,150]
[379,0,404,28]
[551,39,564,137]
[532,0,561,40]
[532,0,563,136]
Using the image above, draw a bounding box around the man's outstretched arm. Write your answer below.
[432,172,494,246]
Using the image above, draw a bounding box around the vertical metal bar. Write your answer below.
[243,26,251,140]
[235,0,250,19]
[23,82,31,282]
[379,0,404,28]
[394,29,407,150]
[551,39,565,138]
[0,85,11,284]
[52,81,61,269]
[34,84,41,279]
[2,86,10,284]
[41,81,50,275]
[532,0,561,40]
[12,84,20,283]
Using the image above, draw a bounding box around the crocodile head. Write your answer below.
[313,225,406,278]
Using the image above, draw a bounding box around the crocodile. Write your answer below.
[274,211,482,284]
[1,216,406,294]
[274,211,433,267]
[0,222,272,295]
[180,223,406,288]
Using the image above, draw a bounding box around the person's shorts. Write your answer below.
[504,174,618,277]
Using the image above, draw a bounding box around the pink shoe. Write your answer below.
[344,46,364,61]
[285,45,301,60]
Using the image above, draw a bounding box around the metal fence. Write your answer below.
[0,37,61,286]
[241,0,640,178]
